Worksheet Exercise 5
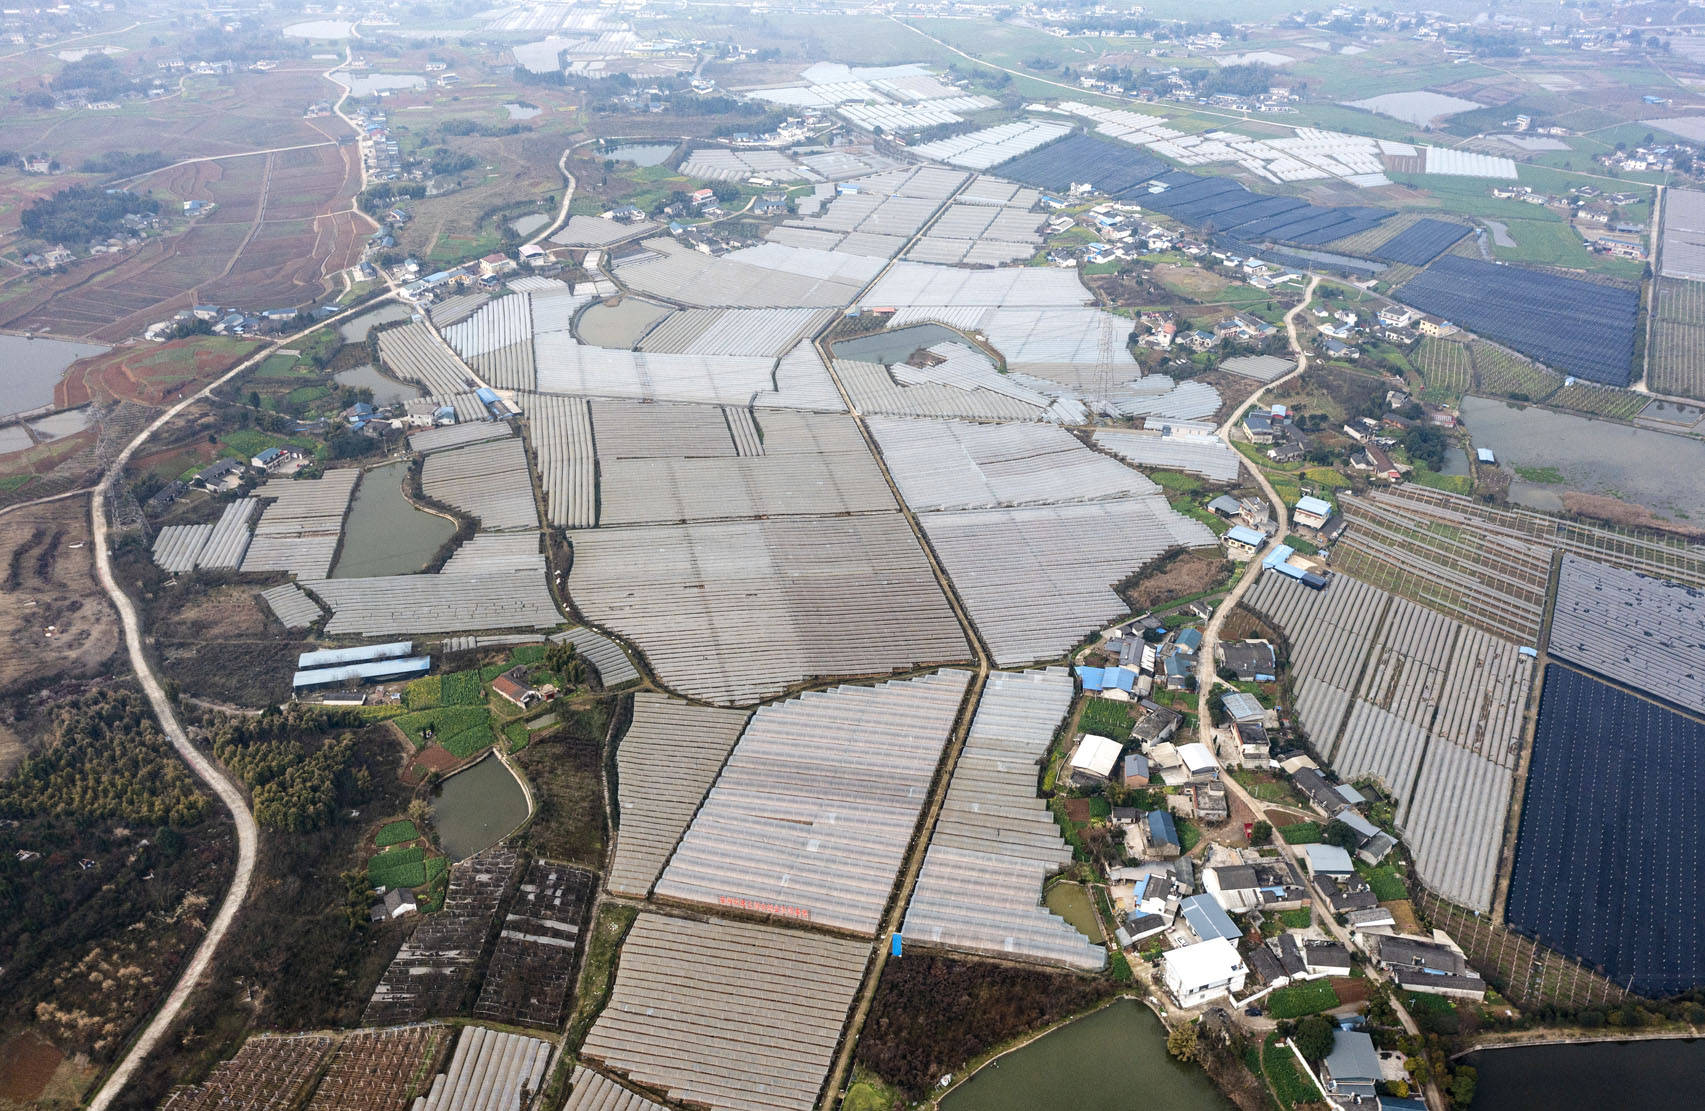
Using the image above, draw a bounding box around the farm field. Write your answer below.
[0,140,363,340]
[1414,889,1631,1013]
[1648,277,1705,401]
[1506,665,1705,997]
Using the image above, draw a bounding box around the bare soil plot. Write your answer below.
[0,495,118,696]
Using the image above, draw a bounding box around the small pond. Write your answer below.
[0,425,33,454]
[577,298,672,349]
[1440,445,1472,478]
[334,364,423,407]
[504,102,541,120]
[832,323,968,366]
[433,755,529,861]
[510,213,551,238]
[605,143,676,167]
[0,335,108,416]
[331,462,454,579]
[27,408,92,441]
[941,1000,1234,1111]
[338,302,414,343]
[1042,881,1103,941]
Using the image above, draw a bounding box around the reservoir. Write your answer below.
[433,755,529,860]
[333,364,423,407]
[578,298,671,349]
[0,335,108,417]
[833,323,972,366]
[941,1000,1232,1111]
[1467,1040,1705,1110]
[331,462,454,578]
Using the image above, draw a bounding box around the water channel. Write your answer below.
[940,1000,1233,1111]
[1466,1039,1705,1110]
[432,755,529,861]
[330,462,454,578]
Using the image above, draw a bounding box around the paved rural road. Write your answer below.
[81,296,403,1111]
[1194,275,1318,748]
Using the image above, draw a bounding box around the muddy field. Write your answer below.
[0,496,118,696]
[1121,548,1233,613]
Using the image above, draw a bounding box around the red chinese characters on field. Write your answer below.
[717,895,811,921]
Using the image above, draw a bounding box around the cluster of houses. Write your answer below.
[1124,737,1488,1018]
[1240,402,1314,464]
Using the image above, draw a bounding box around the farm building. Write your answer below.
[1162,938,1247,1007]
[1223,524,1264,560]
[1293,495,1333,530]
[1067,733,1125,784]
[1303,844,1355,878]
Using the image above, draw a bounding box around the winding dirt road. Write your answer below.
[80,292,404,1111]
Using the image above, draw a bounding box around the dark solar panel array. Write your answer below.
[995,142,1392,248]
[1370,218,1472,265]
[1137,170,1392,245]
[1507,665,1705,998]
[995,132,1169,197]
[1396,256,1639,386]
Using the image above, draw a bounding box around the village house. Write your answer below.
[1161,938,1247,1007]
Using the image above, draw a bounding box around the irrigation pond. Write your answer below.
[940,1000,1233,1111]
[1466,1039,1705,1110]
[333,364,423,407]
[331,462,454,578]
[0,335,107,417]
[433,755,529,861]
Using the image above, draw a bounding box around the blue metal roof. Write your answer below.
[1225,524,1264,547]
[1262,544,1296,570]
[293,656,430,689]
[1076,666,1135,692]
[1180,894,1241,942]
[1147,810,1179,847]
[1296,495,1333,517]
[1176,628,1203,650]
[1220,691,1264,721]
[298,641,415,668]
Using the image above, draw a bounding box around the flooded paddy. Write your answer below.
[338,303,414,343]
[433,755,529,861]
[1462,395,1705,521]
[504,102,541,120]
[331,462,454,578]
[605,143,677,167]
[0,335,108,416]
[1466,1039,1705,1110]
[334,363,423,407]
[832,323,968,365]
[941,1000,1232,1111]
[0,425,33,454]
[577,298,672,348]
